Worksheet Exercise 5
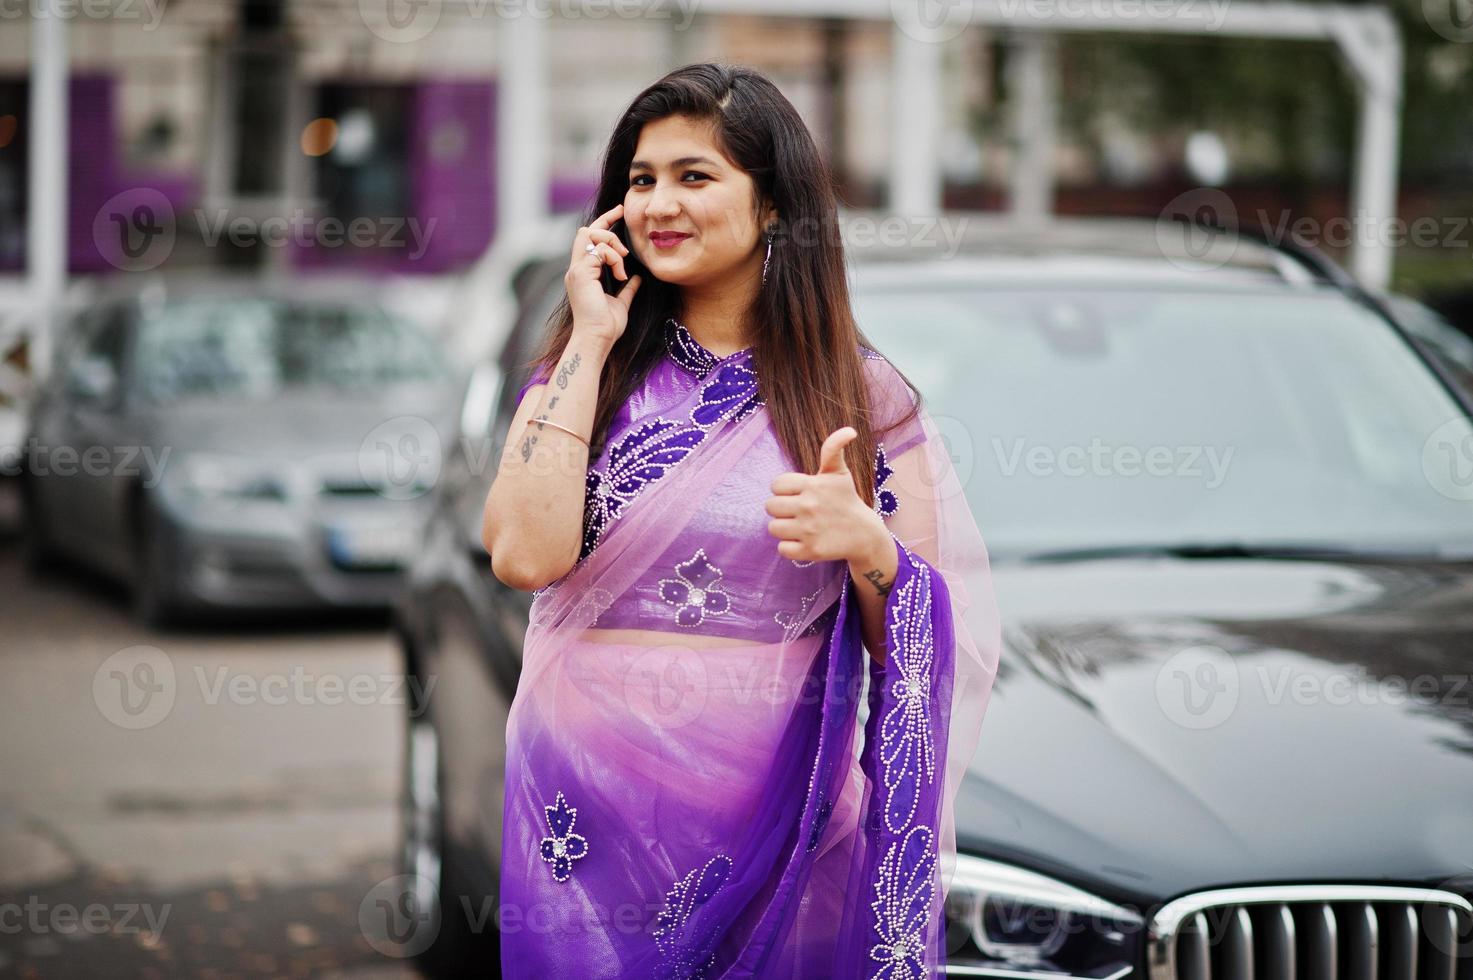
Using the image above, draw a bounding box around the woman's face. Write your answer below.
[624,114,771,290]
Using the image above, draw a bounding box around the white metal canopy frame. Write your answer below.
[9,0,1401,407]
[488,0,1401,286]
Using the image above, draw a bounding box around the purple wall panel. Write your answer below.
[68,74,114,272]
[407,78,495,274]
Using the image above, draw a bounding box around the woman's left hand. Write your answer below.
[765,426,889,564]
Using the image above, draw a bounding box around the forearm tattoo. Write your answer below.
[517,397,563,462]
[519,424,539,462]
[862,567,892,597]
[555,352,581,389]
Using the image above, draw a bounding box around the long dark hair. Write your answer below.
[521,62,921,505]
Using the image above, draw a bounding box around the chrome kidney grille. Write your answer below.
[1146,885,1473,980]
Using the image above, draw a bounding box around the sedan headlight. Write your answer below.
[944,855,1142,978]
[163,452,293,505]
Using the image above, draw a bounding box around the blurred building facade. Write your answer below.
[0,1,1002,279]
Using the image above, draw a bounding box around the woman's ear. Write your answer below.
[760,202,780,238]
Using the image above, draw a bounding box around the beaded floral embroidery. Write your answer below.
[658,548,732,627]
[538,790,589,883]
[652,854,733,977]
[579,355,762,563]
[865,541,943,977]
[873,442,898,519]
[774,584,827,642]
[867,825,936,976]
[665,318,726,378]
[879,558,938,832]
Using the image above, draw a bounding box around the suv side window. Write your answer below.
[495,260,567,424]
[65,302,132,407]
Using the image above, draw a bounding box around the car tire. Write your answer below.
[130,495,179,629]
[17,473,59,577]
[399,681,491,977]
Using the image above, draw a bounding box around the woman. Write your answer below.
[483,63,1001,978]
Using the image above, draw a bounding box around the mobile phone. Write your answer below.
[601,219,632,295]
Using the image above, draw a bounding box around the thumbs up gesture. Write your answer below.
[765,426,888,564]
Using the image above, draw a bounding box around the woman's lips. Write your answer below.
[650,233,691,249]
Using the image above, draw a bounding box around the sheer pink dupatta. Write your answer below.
[497,346,1003,977]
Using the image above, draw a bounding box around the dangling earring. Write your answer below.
[761,232,774,286]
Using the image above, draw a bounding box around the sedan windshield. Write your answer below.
[133,296,449,404]
[854,283,1473,561]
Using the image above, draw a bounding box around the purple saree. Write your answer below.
[499,319,1002,977]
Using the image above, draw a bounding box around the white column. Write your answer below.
[496,13,550,239]
[1008,31,1057,224]
[28,0,69,384]
[1335,13,1402,290]
[888,19,942,216]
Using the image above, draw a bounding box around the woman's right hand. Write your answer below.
[566,203,642,345]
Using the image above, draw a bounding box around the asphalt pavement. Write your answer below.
[0,494,431,979]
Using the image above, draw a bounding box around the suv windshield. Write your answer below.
[133,296,449,404]
[853,283,1473,561]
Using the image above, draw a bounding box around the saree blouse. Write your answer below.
[514,318,928,646]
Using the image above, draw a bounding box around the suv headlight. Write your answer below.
[944,855,1143,978]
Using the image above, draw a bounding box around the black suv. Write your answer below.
[391,219,1473,978]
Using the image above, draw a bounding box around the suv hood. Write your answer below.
[958,556,1473,907]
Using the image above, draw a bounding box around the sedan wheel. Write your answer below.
[130,497,178,628]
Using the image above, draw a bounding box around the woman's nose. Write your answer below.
[647,184,681,220]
